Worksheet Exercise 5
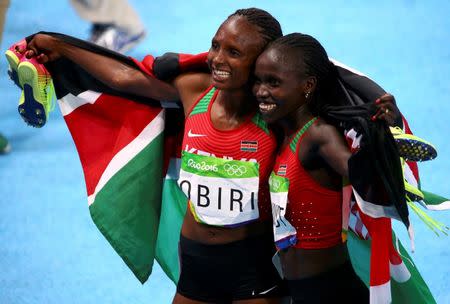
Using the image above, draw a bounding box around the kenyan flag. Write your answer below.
[348,229,436,304]
[56,83,186,284]
[59,89,165,283]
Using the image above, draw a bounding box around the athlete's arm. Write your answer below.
[332,60,403,128]
[173,72,211,116]
[25,33,179,101]
[312,123,352,179]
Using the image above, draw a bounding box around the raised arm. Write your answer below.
[25,33,179,101]
[332,60,403,128]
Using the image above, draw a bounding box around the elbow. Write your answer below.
[109,68,137,92]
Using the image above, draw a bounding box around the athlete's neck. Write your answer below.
[215,87,256,120]
[278,105,314,137]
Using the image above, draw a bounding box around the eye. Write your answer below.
[268,77,280,87]
[211,41,218,50]
[229,48,241,57]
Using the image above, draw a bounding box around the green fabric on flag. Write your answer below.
[391,235,436,304]
[422,190,450,208]
[347,230,436,304]
[89,133,164,284]
[155,177,188,284]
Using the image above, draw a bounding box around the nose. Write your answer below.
[254,83,269,99]
[212,49,225,66]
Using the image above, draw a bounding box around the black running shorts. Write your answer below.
[177,234,286,303]
[287,260,369,304]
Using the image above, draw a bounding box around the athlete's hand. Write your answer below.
[371,93,403,127]
[24,34,63,63]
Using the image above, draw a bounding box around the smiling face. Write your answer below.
[253,47,315,124]
[207,16,265,90]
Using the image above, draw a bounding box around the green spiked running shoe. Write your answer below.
[390,126,437,162]
[17,56,55,128]
[5,39,27,88]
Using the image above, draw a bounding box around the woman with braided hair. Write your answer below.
[253,33,371,303]
[24,8,288,304]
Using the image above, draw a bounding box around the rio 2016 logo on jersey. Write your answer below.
[178,151,260,226]
[187,158,219,172]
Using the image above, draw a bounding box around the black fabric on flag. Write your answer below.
[324,103,408,228]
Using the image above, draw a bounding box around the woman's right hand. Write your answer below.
[23,33,182,102]
[25,34,63,63]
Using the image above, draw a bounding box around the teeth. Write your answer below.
[213,69,230,77]
[259,103,276,111]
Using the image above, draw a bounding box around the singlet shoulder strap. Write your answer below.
[189,86,216,117]
[251,112,270,135]
[289,117,318,153]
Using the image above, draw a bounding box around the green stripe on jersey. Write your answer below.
[251,113,270,135]
[181,151,259,178]
[290,117,318,153]
[190,87,216,116]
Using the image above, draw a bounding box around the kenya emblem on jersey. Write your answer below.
[240,140,258,152]
[277,164,287,176]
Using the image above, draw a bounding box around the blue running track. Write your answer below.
[1,1,449,303]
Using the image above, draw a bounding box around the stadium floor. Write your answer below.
[1,1,449,303]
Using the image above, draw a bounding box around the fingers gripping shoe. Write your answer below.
[389,127,437,162]
[5,39,27,89]
[17,57,55,128]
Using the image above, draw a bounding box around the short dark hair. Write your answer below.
[228,8,283,46]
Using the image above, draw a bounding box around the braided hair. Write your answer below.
[268,33,345,116]
[227,8,283,46]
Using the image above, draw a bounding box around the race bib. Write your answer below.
[178,151,260,227]
[269,173,297,249]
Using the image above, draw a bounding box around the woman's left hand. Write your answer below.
[372,93,403,127]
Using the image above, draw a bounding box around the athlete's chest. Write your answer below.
[273,146,299,179]
[183,115,270,163]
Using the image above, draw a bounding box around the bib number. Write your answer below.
[269,173,297,249]
[178,151,260,227]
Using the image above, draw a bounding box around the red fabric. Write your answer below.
[178,52,208,71]
[358,210,392,287]
[273,120,343,249]
[64,93,162,196]
[402,116,419,181]
[130,56,155,77]
[182,86,277,221]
